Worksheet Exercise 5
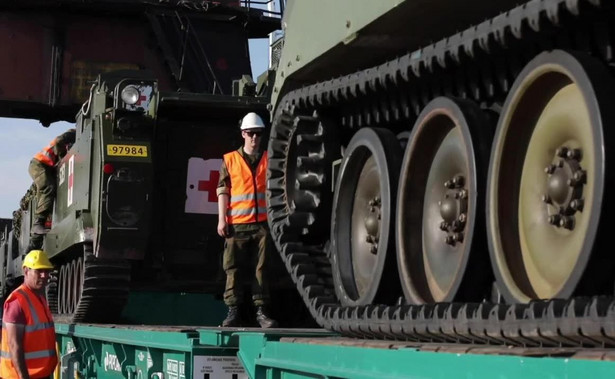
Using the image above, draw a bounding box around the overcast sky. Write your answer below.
[0,39,269,219]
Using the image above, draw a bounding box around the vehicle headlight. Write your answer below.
[121,86,140,105]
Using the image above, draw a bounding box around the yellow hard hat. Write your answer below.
[23,250,54,270]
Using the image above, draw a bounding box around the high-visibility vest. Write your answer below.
[0,285,57,379]
[33,138,60,167]
[223,150,268,224]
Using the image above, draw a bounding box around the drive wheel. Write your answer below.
[331,127,402,306]
[487,50,615,302]
[397,97,493,304]
[267,105,340,247]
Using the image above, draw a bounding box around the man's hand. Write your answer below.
[217,193,230,238]
[217,219,229,238]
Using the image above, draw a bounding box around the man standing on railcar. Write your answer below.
[216,112,277,328]
[0,250,57,379]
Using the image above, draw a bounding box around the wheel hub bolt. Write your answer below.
[559,216,575,230]
[548,214,561,226]
[458,213,466,223]
[440,221,449,231]
[370,246,378,254]
[444,180,454,189]
[570,198,584,212]
[544,164,556,174]
[451,220,461,231]
[368,197,381,207]
[452,175,465,187]
[445,235,455,245]
[459,189,467,199]
[454,232,464,243]
[573,170,586,184]
[556,147,569,158]
[566,148,582,161]
[541,194,552,204]
[365,235,380,244]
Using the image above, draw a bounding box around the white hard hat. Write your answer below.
[240,112,265,130]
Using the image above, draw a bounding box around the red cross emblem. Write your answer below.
[198,170,220,203]
[136,94,147,106]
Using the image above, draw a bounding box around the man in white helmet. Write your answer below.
[216,112,277,328]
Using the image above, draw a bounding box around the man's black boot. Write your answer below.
[31,218,49,235]
[221,306,240,327]
[256,306,278,328]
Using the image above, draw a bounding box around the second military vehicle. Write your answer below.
[266,0,615,345]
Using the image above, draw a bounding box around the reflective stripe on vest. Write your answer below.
[223,150,268,224]
[33,138,59,167]
[1,321,55,333]
[0,285,57,379]
[230,193,266,202]
[0,349,56,360]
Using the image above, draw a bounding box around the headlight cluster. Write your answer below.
[114,80,156,114]
[121,85,141,105]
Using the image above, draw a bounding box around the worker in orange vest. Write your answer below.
[0,250,57,379]
[216,112,277,328]
[29,128,76,235]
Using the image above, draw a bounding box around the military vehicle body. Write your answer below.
[266,0,615,345]
[0,0,298,323]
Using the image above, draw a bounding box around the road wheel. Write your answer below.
[487,50,615,302]
[331,127,402,306]
[397,97,493,303]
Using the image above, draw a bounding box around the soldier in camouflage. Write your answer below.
[29,129,76,235]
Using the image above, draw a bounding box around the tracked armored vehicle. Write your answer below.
[266,0,615,345]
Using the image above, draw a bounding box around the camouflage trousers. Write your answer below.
[28,159,55,220]
[222,225,270,307]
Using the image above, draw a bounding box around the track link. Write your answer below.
[267,0,615,345]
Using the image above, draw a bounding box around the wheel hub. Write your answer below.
[364,196,381,254]
[543,146,586,230]
[439,175,467,246]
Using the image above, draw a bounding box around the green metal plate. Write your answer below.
[238,333,615,379]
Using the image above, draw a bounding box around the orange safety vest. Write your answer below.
[33,138,60,167]
[223,150,268,224]
[0,285,57,379]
